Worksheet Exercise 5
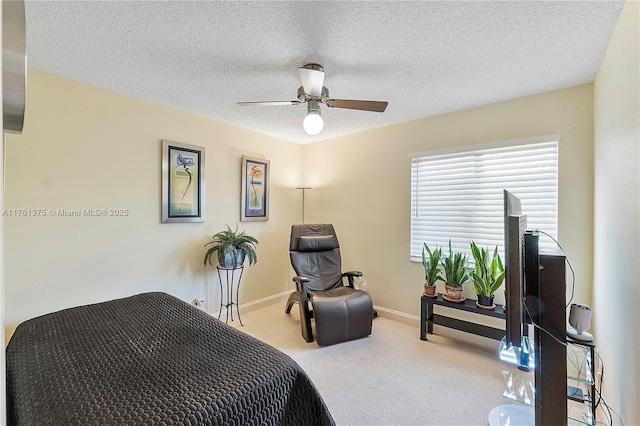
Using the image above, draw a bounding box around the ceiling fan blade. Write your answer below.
[237,101,301,106]
[326,99,388,113]
[299,65,325,97]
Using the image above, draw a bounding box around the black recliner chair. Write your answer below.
[285,224,373,346]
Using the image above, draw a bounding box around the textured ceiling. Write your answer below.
[24,1,623,144]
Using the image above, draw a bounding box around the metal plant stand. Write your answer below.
[216,265,245,325]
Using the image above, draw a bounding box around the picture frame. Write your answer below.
[241,155,270,222]
[162,139,205,223]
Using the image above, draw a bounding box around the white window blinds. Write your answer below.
[410,140,558,260]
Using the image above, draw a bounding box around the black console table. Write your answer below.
[420,293,505,341]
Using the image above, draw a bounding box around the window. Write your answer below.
[410,138,558,261]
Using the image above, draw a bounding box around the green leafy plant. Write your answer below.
[469,242,505,297]
[422,243,443,286]
[439,240,469,288]
[203,224,258,268]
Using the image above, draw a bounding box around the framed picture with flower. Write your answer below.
[241,155,270,221]
[161,139,205,223]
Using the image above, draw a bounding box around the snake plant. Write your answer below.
[469,242,505,297]
[422,243,443,286]
[439,240,469,288]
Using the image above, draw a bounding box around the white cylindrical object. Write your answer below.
[567,303,593,341]
[303,110,323,135]
[569,303,592,333]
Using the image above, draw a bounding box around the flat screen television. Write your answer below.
[501,190,538,371]
[503,189,527,349]
[497,190,567,425]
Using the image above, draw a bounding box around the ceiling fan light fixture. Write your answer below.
[303,101,323,135]
[239,64,388,135]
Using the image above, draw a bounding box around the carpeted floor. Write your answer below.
[228,302,509,426]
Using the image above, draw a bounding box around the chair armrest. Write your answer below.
[342,271,363,288]
[292,275,309,292]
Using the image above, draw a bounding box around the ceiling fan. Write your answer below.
[238,64,388,135]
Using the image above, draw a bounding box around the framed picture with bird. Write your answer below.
[162,139,205,223]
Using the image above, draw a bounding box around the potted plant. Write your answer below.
[439,240,469,302]
[469,242,505,310]
[422,243,442,298]
[203,224,258,269]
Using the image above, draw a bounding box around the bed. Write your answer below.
[6,292,334,425]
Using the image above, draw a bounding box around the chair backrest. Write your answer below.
[289,224,343,291]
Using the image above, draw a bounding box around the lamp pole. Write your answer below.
[296,187,312,224]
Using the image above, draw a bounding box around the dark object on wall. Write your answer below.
[286,223,373,346]
[6,292,334,426]
[2,0,27,133]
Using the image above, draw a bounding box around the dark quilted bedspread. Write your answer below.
[6,292,334,426]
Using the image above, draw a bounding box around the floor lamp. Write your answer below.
[295,187,311,224]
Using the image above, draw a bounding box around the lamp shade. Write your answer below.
[303,110,323,135]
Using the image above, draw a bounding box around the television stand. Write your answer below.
[420,294,505,341]
[489,248,569,426]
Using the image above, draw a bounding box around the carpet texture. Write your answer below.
[229,302,508,426]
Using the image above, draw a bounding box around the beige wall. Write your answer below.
[594,1,639,424]
[4,70,303,339]
[304,84,595,324]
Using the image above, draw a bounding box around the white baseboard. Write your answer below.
[212,290,290,317]
[241,290,290,312]
[374,305,420,327]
